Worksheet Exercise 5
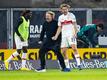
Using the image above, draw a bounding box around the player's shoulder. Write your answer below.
[53,20,58,23]
[17,16,23,23]
[20,16,25,20]
[85,24,95,26]
[58,14,65,21]
[52,20,58,25]
[58,14,63,18]
[68,12,75,17]
[43,21,47,26]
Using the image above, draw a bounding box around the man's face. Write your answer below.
[26,12,32,19]
[60,7,69,15]
[45,13,53,22]
[97,26,103,32]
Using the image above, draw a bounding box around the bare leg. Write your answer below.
[71,44,81,66]
[62,47,70,68]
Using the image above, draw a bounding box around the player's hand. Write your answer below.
[38,41,42,44]
[20,36,24,41]
[73,34,77,38]
[52,36,57,40]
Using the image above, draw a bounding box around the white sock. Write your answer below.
[64,59,70,68]
[6,51,19,62]
[22,60,26,68]
[22,53,27,68]
[57,60,61,69]
[74,54,81,66]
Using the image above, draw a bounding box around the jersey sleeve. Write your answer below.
[58,16,61,27]
[39,22,46,41]
[71,13,76,22]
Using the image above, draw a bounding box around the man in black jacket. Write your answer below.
[35,11,70,72]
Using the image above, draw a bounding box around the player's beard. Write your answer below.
[63,11,68,15]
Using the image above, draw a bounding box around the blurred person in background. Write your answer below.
[77,23,104,48]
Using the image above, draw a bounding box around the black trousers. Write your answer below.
[39,41,66,69]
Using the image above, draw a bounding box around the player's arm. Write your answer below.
[78,25,93,47]
[15,17,24,41]
[78,25,93,36]
[73,21,78,37]
[72,14,78,38]
[52,17,62,40]
[80,35,92,47]
[39,23,46,44]
[52,26,62,40]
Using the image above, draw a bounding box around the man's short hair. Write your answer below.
[21,10,31,16]
[97,23,104,30]
[46,11,55,18]
[60,3,70,9]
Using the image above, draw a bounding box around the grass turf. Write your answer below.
[0,69,107,80]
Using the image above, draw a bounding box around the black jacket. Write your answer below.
[40,20,61,46]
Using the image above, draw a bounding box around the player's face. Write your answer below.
[45,13,53,22]
[61,7,69,15]
[26,12,32,19]
[97,27,103,32]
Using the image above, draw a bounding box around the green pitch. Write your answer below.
[0,69,107,80]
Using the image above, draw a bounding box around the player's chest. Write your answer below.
[60,16,73,25]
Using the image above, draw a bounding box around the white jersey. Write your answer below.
[58,12,76,37]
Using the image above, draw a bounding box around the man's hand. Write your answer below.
[73,33,77,38]
[38,41,42,44]
[20,36,24,41]
[52,36,58,40]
